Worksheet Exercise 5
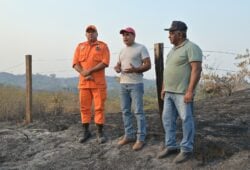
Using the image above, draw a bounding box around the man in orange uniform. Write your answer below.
[72,25,110,144]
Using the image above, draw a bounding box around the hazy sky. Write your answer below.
[0,0,249,79]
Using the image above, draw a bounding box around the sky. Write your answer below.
[0,0,249,79]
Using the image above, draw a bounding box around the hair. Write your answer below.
[174,31,187,40]
[180,31,187,39]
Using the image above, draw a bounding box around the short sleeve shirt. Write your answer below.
[163,39,203,93]
[118,42,150,84]
[72,40,110,89]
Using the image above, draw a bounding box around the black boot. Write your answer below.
[96,124,106,144]
[79,123,91,143]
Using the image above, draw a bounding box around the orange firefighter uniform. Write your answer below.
[72,40,110,124]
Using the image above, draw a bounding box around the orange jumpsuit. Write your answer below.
[72,40,110,124]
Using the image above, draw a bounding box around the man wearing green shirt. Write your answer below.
[157,21,203,163]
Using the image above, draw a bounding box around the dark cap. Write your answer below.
[120,27,136,36]
[164,21,188,32]
[86,25,97,32]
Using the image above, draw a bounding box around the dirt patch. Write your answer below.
[0,89,249,169]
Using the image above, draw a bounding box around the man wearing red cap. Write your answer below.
[72,25,110,144]
[114,27,151,151]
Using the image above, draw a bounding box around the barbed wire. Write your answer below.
[205,67,237,73]
[33,58,72,62]
[0,62,24,72]
[0,48,245,74]
[38,69,73,75]
[203,50,239,56]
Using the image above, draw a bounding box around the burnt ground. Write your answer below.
[0,89,249,170]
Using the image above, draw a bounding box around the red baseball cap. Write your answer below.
[86,25,97,32]
[120,27,136,36]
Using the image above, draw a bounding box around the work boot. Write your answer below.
[173,151,193,164]
[117,136,136,147]
[96,124,106,144]
[132,141,145,151]
[157,147,179,159]
[79,123,91,143]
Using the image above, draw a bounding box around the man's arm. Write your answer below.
[84,43,109,75]
[124,57,151,73]
[73,63,85,75]
[73,63,91,80]
[136,57,151,73]
[73,62,107,77]
[86,62,108,75]
[184,61,202,103]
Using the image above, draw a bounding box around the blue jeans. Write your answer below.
[162,92,195,152]
[120,83,146,141]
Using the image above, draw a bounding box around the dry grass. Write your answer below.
[0,85,25,120]
[0,85,80,121]
[0,85,159,121]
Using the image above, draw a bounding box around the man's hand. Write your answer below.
[124,57,151,73]
[114,63,121,73]
[161,90,165,100]
[184,91,194,103]
[84,75,94,81]
[123,63,138,73]
[80,70,91,77]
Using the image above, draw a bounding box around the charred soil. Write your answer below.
[0,89,249,170]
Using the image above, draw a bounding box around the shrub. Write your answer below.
[199,49,250,98]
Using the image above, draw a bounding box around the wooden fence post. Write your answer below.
[25,54,32,123]
[154,43,164,130]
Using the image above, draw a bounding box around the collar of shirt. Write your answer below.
[87,40,99,46]
[173,39,189,50]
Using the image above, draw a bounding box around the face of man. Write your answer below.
[168,30,184,46]
[122,32,135,46]
[85,30,98,43]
